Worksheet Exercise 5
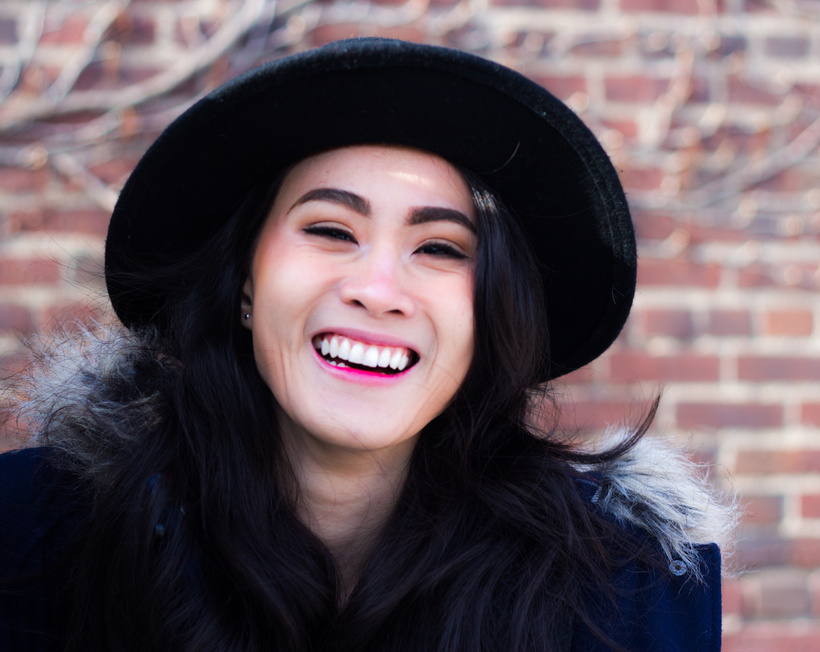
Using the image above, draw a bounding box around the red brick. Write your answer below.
[639,309,694,338]
[792,538,820,568]
[724,624,820,652]
[88,158,140,186]
[707,309,751,336]
[743,0,779,12]
[751,572,810,619]
[619,0,699,11]
[735,534,792,568]
[528,75,587,102]
[41,210,110,236]
[106,12,156,45]
[0,18,16,43]
[677,402,782,430]
[555,399,654,433]
[722,577,742,616]
[602,119,638,142]
[756,166,819,193]
[604,75,669,103]
[619,165,665,191]
[742,495,783,527]
[0,166,51,192]
[570,35,625,58]
[632,212,676,240]
[308,24,425,47]
[40,13,88,44]
[0,259,62,285]
[5,209,45,233]
[709,34,747,57]
[763,309,813,336]
[802,403,820,427]
[765,37,811,58]
[739,356,820,382]
[493,0,599,6]
[803,495,820,519]
[0,304,34,332]
[735,449,820,475]
[728,76,782,106]
[638,259,720,287]
[738,263,817,290]
[609,351,719,382]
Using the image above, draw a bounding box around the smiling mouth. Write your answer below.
[312,334,419,374]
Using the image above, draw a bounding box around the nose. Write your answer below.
[339,249,416,318]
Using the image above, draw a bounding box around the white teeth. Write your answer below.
[364,345,380,367]
[389,350,402,369]
[349,342,365,364]
[316,334,414,372]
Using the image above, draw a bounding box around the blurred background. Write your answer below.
[1,0,819,649]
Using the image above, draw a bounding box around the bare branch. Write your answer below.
[50,152,119,212]
[46,0,132,104]
[685,114,820,208]
[0,0,269,134]
[0,0,47,103]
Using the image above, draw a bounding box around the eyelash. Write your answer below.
[303,225,356,242]
[303,226,468,260]
[415,242,468,260]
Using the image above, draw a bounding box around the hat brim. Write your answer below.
[105,38,636,381]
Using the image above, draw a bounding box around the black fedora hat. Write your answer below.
[105,37,636,381]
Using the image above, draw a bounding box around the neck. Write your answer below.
[278,418,415,601]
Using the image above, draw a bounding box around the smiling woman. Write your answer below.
[0,39,735,651]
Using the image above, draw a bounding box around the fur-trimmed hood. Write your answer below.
[571,432,737,579]
[5,324,737,577]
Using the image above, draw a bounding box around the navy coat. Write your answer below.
[0,447,722,651]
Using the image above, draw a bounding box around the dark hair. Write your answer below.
[40,160,651,651]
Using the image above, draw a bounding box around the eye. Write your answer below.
[303,225,357,243]
[415,241,468,260]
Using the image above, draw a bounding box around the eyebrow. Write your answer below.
[291,187,475,233]
[291,188,371,216]
[408,206,476,234]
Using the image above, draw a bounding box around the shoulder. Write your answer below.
[570,431,736,578]
[566,433,735,651]
[0,447,86,650]
[0,446,86,573]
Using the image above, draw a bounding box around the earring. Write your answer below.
[243,313,251,321]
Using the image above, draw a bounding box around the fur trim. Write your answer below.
[4,323,171,488]
[573,430,739,579]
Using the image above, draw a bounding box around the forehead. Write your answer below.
[275,145,474,212]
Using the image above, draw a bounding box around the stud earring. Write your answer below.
[243,313,251,321]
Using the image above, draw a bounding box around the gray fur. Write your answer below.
[6,323,169,489]
[572,430,739,579]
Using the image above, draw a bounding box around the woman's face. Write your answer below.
[242,145,476,460]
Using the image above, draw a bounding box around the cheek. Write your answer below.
[248,265,307,386]
[436,278,476,379]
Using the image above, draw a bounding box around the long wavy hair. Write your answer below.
[27,159,652,651]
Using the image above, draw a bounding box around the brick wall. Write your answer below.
[1,0,819,648]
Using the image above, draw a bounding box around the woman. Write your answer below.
[0,38,734,650]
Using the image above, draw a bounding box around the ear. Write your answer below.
[240,276,253,330]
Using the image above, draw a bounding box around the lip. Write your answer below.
[311,327,418,351]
